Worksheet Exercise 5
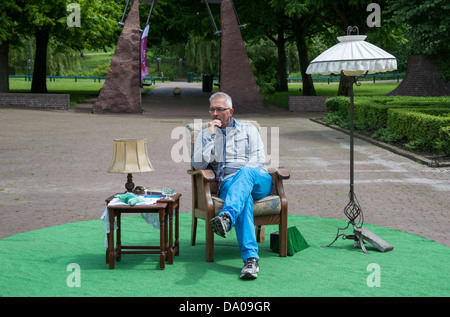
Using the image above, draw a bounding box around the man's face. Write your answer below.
[209,96,234,128]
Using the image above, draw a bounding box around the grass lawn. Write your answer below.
[79,52,114,74]
[8,78,154,108]
[9,78,104,108]
[264,82,401,109]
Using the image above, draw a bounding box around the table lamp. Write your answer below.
[107,138,154,192]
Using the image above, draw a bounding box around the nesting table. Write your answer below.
[105,192,181,269]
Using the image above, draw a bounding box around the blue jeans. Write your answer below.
[218,166,273,262]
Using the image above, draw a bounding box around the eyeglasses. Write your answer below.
[209,107,230,114]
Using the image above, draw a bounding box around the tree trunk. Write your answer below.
[0,41,9,93]
[275,28,288,92]
[338,73,354,96]
[292,19,316,96]
[296,32,316,96]
[31,28,49,93]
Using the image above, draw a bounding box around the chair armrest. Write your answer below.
[187,169,216,182]
[268,168,290,180]
[268,168,290,200]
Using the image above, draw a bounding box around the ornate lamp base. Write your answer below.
[322,194,394,253]
[125,173,135,192]
[322,220,371,254]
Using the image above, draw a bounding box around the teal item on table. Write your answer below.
[115,192,138,204]
[128,196,146,206]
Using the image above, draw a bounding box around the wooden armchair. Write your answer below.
[186,120,290,262]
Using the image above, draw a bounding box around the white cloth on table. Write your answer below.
[100,197,160,248]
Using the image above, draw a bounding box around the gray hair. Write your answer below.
[209,92,233,109]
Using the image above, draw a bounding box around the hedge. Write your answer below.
[437,126,450,155]
[325,96,450,155]
[387,108,450,142]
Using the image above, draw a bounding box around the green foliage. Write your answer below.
[3,0,122,92]
[371,128,405,143]
[182,35,220,75]
[77,52,113,75]
[323,112,368,131]
[0,0,21,45]
[387,108,450,145]
[325,96,350,114]
[387,0,450,82]
[355,97,450,130]
[8,39,82,76]
[323,112,345,126]
[325,96,450,155]
[91,62,110,77]
[435,126,450,155]
[246,39,278,95]
[46,50,81,76]
[405,138,431,151]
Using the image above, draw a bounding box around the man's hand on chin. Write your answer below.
[207,119,222,134]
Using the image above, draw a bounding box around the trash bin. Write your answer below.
[187,72,194,83]
[202,74,213,92]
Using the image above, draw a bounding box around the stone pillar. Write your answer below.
[93,0,141,114]
[220,0,264,113]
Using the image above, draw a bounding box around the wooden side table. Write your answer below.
[105,198,168,269]
[104,192,182,270]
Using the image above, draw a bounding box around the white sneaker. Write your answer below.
[240,258,259,279]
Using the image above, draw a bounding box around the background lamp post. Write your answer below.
[306,26,396,253]
[107,139,154,192]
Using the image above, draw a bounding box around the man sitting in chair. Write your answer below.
[192,92,272,279]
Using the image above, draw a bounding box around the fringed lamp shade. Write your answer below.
[306,35,397,76]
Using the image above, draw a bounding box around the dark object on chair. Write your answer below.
[186,120,290,262]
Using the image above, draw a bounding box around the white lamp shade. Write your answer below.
[306,35,397,76]
[107,139,154,173]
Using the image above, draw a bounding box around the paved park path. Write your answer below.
[0,81,449,248]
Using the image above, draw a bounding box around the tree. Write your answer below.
[270,0,322,96]
[12,0,121,93]
[236,1,293,92]
[237,0,323,95]
[0,0,21,93]
[134,0,220,77]
[387,0,450,82]
[269,22,292,92]
[140,0,213,47]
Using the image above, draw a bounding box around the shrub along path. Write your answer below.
[322,96,450,161]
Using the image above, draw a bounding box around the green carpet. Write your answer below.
[0,214,449,297]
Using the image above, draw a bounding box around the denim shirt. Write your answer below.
[192,118,267,183]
